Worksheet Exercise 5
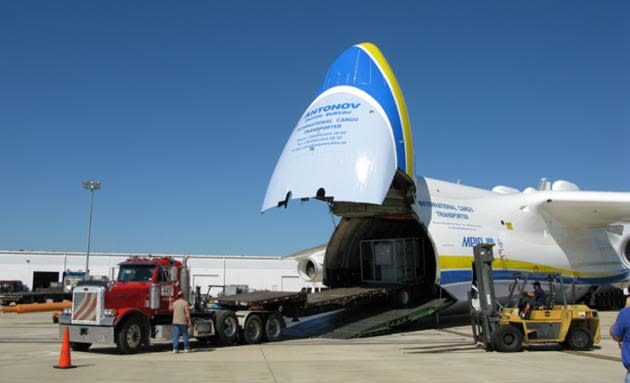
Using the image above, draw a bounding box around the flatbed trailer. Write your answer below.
[0,289,72,305]
[306,285,405,314]
[216,290,307,316]
[216,284,405,317]
[216,283,455,339]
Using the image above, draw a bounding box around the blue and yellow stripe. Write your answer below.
[316,43,414,176]
[439,255,630,285]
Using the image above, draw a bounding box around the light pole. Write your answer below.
[82,180,101,279]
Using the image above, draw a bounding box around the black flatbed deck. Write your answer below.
[305,285,405,315]
[217,291,307,306]
[0,290,72,305]
[307,285,401,304]
[216,291,307,317]
[216,284,408,317]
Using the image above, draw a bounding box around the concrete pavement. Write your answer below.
[0,310,624,383]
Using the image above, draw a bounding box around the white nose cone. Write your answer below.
[262,43,414,212]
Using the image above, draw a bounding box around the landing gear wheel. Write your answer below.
[264,312,285,342]
[567,327,594,351]
[242,314,263,344]
[70,342,91,352]
[493,325,523,352]
[116,318,144,354]
[215,310,238,346]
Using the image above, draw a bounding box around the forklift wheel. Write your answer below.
[493,325,523,352]
[566,327,594,351]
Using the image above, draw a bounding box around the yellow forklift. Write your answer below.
[469,244,600,352]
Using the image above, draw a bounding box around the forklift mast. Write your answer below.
[469,243,499,350]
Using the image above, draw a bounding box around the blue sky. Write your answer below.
[1,1,627,256]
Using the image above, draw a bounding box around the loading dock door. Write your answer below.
[32,271,59,290]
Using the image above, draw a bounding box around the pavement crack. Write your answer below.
[259,346,279,383]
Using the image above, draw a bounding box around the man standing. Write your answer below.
[170,290,192,353]
[610,296,630,382]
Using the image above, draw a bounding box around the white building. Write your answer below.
[0,250,323,293]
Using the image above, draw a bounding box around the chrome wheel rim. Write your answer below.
[247,320,260,339]
[126,324,142,348]
[267,319,281,338]
[223,317,237,337]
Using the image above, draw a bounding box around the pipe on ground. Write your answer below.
[2,301,71,314]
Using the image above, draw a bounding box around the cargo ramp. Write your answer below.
[321,292,455,339]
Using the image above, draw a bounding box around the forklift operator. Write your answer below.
[521,281,546,318]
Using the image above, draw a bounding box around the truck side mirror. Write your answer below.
[169,267,178,282]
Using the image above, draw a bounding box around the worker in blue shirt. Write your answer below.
[611,296,630,383]
[522,281,546,318]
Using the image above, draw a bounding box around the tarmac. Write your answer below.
[0,310,625,383]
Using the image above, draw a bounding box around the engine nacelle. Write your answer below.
[297,251,325,282]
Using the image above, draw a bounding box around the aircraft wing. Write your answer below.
[535,192,630,228]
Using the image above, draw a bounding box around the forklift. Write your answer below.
[469,244,600,352]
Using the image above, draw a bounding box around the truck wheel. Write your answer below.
[116,317,144,354]
[70,342,91,352]
[264,312,285,342]
[493,325,523,352]
[215,310,238,346]
[567,327,594,351]
[242,314,263,345]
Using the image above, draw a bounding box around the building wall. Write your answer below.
[0,250,323,292]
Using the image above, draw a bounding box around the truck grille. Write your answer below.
[72,286,104,324]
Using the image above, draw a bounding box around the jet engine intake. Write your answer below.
[297,252,325,282]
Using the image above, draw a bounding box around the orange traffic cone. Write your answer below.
[53,327,75,369]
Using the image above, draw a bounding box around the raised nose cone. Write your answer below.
[317,43,413,175]
[262,43,414,212]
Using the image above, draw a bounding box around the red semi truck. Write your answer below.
[59,256,288,353]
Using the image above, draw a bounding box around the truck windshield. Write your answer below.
[118,265,155,282]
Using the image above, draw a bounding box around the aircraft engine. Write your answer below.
[297,251,325,282]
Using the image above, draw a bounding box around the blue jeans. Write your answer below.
[625,370,630,383]
[172,324,190,351]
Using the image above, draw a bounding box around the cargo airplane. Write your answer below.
[262,43,630,310]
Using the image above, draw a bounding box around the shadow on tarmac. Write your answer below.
[85,340,216,355]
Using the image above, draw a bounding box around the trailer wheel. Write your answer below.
[567,327,594,351]
[242,314,263,344]
[215,310,238,346]
[116,317,144,354]
[264,312,285,342]
[391,289,412,307]
[70,342,91,352]
[493,325,522,352]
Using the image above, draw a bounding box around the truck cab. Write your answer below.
[109,257,182,323]
[59,256,204,353]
